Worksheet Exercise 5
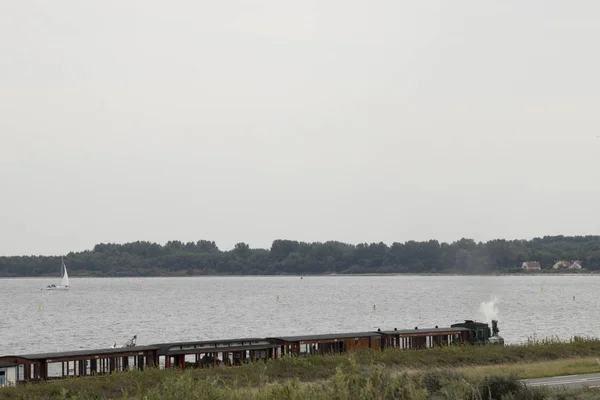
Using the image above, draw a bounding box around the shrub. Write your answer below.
[421,369,467,394]
[478,374,525,400]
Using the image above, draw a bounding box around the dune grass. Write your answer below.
[455,356,600,380]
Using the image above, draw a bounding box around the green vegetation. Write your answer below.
[3,337,600,399]
[2,235,600,277]
[5,366,597,400]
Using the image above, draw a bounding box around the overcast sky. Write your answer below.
[1,1,599,256]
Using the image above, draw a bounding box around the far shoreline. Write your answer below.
[2,271,598,279]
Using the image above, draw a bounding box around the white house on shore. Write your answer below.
[522,261,542,271]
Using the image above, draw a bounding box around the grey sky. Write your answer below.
[1,1,599,256]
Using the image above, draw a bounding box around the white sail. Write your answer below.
[59,259,70,287]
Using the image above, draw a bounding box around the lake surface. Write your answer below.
[1,275,598,356]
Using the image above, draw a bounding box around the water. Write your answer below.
[1,275,598,356]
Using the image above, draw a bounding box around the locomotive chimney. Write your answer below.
[492,320,499,336]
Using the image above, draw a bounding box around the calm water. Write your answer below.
[1,275,598,356]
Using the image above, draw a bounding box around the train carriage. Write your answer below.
[269,331,382,356]
[377,326,472,349]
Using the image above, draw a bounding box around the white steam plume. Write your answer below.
[479,296,500,323]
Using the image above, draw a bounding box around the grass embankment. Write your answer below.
[2,337,600,399]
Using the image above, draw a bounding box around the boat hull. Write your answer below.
[44,286,69,291]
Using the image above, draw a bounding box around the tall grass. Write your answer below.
[8,362,597,400]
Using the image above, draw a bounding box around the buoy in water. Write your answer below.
[373,305,376,311]
[37,305,42,312]
[573,296,575,301]
[276,296,280,302]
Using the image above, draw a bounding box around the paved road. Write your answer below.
[521,373,600,389]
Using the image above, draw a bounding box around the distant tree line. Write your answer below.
[1,236,600,277]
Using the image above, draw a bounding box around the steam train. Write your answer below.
[451,319,504,345]
[0,319,503,386]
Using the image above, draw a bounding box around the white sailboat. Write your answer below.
[45,258,70,290]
